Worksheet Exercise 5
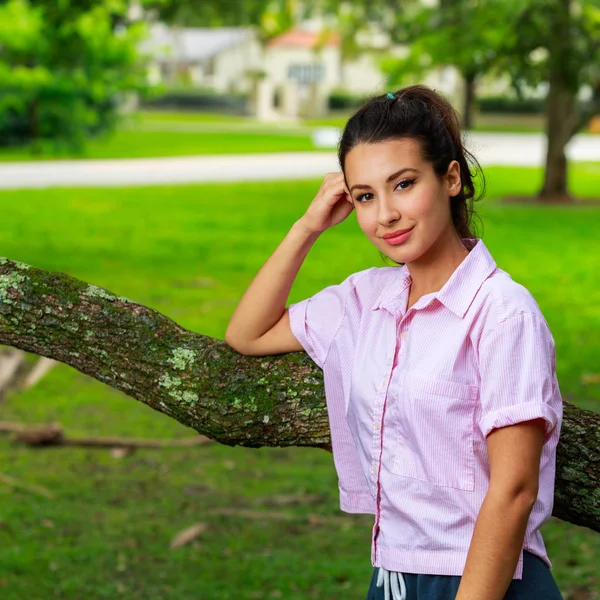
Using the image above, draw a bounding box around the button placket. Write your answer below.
[372,350,394,563]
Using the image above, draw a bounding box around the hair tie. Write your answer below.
[387,92,395,99]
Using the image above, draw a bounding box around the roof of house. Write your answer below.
[268,29,340,48]
[142,24,255,62]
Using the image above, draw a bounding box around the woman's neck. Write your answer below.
[406,230,471,298]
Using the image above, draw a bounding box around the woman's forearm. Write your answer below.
[225,218,320,349]
[455,488,536,600]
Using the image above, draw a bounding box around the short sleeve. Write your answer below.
[288,270,366,369]
[477,312,562,443]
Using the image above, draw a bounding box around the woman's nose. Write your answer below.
[377,193,400,225]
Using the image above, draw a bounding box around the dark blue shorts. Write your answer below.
[365,550,564,600]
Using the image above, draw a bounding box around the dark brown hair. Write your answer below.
[338,85,483,263]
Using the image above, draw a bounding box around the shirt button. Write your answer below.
[401,331,407,340]
[379,378,386,388]
[372,465,377,474]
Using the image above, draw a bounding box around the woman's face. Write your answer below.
[343,137,462,265]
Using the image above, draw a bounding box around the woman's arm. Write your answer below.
[225,219,319,356]
[225,172,353,356]
[455,418,546,600]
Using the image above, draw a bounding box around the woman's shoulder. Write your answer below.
[472,267,551,337]
[344,264,408,306]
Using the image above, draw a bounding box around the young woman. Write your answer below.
[225,85,564,600]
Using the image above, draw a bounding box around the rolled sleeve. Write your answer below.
[477,312,562,443]
[288,271,363,369]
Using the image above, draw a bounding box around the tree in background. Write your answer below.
[382,0,512,130]
[503,0,600,200]
[150,0,293,28]
[382,0,600,201]
[0,0,156,152]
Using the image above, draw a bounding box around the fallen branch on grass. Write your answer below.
[0,421,213,449]
[0,349,57,400]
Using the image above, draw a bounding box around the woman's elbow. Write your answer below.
[224,330,256,356]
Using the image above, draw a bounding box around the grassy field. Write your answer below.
[305,111,552,133]
[1,109,596,162]
[0,129,317,161]
[0,165,599,599]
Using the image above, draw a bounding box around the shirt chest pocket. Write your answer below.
[390,372,479,492]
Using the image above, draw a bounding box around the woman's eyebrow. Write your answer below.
[349,167,420,193]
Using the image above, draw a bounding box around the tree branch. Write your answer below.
[0,258,598,532]
[0,258,330,450]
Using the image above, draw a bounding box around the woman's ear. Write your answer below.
[446,160,462,196]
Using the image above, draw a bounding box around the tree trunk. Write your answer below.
[539,72,575,201]
[28,99,41,154]
[1,258,599,532]
[462,72,476,131]
[539,0,576,202]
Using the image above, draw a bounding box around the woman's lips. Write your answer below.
[382,226,415,246]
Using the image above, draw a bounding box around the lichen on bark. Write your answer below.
[0,257,599,533]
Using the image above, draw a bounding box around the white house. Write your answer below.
[141,22,471,118]
[141,24,261,92]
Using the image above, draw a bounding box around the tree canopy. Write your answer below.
[0,0,154,150]
[383,0,600,199]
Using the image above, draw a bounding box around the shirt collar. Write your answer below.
[372,238,497,319]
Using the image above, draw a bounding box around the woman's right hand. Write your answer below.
[298,172,354,234]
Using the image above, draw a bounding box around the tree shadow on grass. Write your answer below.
[500,195,600,206]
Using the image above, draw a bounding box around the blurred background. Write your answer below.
[0,1,598,599]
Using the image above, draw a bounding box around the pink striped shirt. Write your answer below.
[288,237,562,579]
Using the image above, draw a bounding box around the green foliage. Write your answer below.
[498,0,600,129]
[0,0,156,150]
[383,0,513,85]
[149,0,273,26]
[498,0,598,92]
[327,89,369,110]
[478,95,546,114]
[383,0,600,125]
[142,87,248,112]
[381,0,600,196]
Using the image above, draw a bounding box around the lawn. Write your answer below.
[0,129,317,161]
[306,111,566,134]
[1,109,595,162]
[0,165,599,599]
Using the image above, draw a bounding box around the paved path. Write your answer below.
[0,132,598,189]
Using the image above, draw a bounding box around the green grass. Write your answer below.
[0,165,599,599]
[0,129,317,161]
[306,112,597,135]
[138,109,253,123]
[2,109,597,162]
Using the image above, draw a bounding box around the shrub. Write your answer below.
[328,90,371,110]
[142,87,248,114]
[477,96,546,114]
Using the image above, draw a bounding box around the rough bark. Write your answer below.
[0,257,330,450]
[1,258,599,532]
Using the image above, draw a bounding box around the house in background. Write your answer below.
[141,22,466,120]
[141,24,261,92]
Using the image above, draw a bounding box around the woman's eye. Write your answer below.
[396,178,416,190]
[355,193,373,203]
